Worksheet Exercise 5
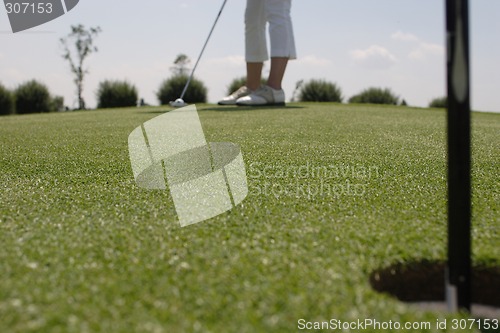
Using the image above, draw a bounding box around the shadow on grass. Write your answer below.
[135,105,305,114]
[370,260,500,331]
[200,105,306,112]
[138,109,170,114]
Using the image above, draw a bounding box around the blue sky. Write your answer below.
[1,0,499,112]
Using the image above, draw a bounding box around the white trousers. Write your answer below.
[245,0,297,62]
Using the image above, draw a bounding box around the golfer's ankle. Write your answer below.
[247,83,260,91]
[266,81,282,90]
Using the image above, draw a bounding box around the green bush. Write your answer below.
[348,87,399,105]
[226,76,266,95]
[97,80,138,108]
[51,96,65,112]
[0,82,14,115]
[157,75,207,105]
[429,96,447,108]
[15,80,52,114]
[298,79,343,102]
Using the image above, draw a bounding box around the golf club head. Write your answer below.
[169,98,187,108]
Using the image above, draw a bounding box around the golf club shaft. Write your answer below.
[180,0,228,100]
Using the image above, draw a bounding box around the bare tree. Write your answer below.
[170,54,191,77]
[60,25,101,110]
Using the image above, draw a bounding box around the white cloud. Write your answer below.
[390,31,444,61]
[350,45,398,69]
[207,55,245,67]
[391,31,419,42]
[409,42,445,60]
[295,55,332,67]
[3,68,26,82]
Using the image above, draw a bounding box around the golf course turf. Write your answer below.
[0,103,498,332]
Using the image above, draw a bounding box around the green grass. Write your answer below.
[0,103,498,332]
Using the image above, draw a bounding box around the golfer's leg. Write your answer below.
[265,0,296,90]
[267,57,288,90]
[246,62,264,91]
[245,0,267,90]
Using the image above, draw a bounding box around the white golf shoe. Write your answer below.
[218,86,252,105]
[236,85,285,106]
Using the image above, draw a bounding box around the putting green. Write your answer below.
[0,103,498,332]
